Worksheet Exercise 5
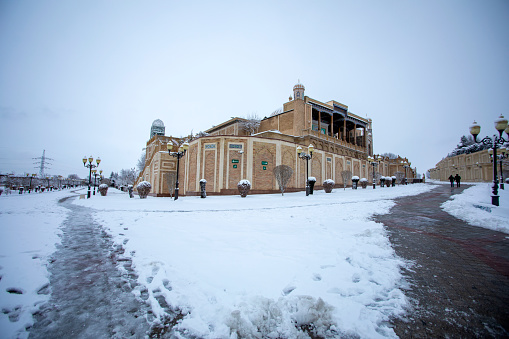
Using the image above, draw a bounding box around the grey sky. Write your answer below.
[1,0,508,178]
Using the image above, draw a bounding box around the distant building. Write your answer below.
[136,83,416,196]
[429,149,503,182]
[150,119,165,139]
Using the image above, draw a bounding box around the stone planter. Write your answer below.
[385,177,392,188]
[307,177,316,195]
[99,184,108,196]
[237,180,251,198]
[352,176,360,189]
[380,177,385,187]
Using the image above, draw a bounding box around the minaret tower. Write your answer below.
[293,80,305,100]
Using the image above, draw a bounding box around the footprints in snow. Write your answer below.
[282,263,362,296]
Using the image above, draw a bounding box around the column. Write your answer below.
[318,111,321,134]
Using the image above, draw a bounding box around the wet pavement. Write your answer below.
[375,184,509,338]
[28,195,151,339]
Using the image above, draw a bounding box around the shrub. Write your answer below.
[360,178,368,189]
[137,181,151,199]
[323,179,335,193]
[237,180,251,198]
[99,184,108,196]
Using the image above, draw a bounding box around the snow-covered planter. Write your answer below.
[199,179,207,198]
[506,178,509,184]
[137,181,151,199]
[385,177,392,188]
[41,187,46,192]
[391,176,397,187]
[128,185,134,198]
[0,187,3,196]
[98,184,108,196]
[307,177,316,195]
[323,179,335,193]
[351,176,360,189]
[360,178,368,189]
[380,176,386,187]
[237,180,251,198]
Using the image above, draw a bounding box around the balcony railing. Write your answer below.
[305,129,366,153]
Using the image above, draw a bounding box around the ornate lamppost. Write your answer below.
[297,144,314,196]
[167,142,189,200]
[368,155,380,189]
[470,115,509,206]
[82,155,101,199]
[92,170,98,195]
[403,164,410,185]
[489,147,507,190]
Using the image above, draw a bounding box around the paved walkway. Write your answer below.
[28,196,151,339]
[375,184,509,338]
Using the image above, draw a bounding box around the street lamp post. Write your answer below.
[29,173,36,193]
[470,115,509,206]
[493,147,507,190]
[403,165,410,185]
[82,155,101,199]
[368,156,379,189]
[167,142,189,200]
[297,144,314,196]
[92,170,98,195]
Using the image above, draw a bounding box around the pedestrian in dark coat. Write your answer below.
[454,174,461,187]
[448,175,454,187]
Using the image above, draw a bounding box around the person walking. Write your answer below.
[454,174,461,187]
[448,175,454,187]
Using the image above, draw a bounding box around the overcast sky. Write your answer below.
[1,0,508,178]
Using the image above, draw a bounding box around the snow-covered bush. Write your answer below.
[137,181,151,199]
[237,179,251,198]
[360,178,368,189]
[323,179,334,193]
[128,184,134,198]
[98,184,108,196]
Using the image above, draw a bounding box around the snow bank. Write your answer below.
[0,189,75,338]
[75,184,436,338]
[441,183,509,233]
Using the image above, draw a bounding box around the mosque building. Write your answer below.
[136,82,416,196]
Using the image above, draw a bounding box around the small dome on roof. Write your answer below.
[293,82,305,91]
[152,119,164,127]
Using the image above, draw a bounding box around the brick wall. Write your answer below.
[253,142,275,190]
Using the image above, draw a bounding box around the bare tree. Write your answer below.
[137,152,146,172]
[273,165,293,195]
[380,153,398,159]
[240,114,261,135]
[166,172,176,197]
[341,170,352,190]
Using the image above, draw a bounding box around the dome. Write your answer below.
[152,119,164,127]
[293,82,305,91]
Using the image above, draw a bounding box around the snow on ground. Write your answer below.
[74,184,435,338]
[440,182,509,234]
[0,189,72,339]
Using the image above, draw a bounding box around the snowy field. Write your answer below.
[0,190,70,338]
[72,184,435,338]
[438,181,509,234]
[2,182,507,338]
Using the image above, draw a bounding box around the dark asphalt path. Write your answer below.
[375,184,509,338]
[28,195,151,339]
